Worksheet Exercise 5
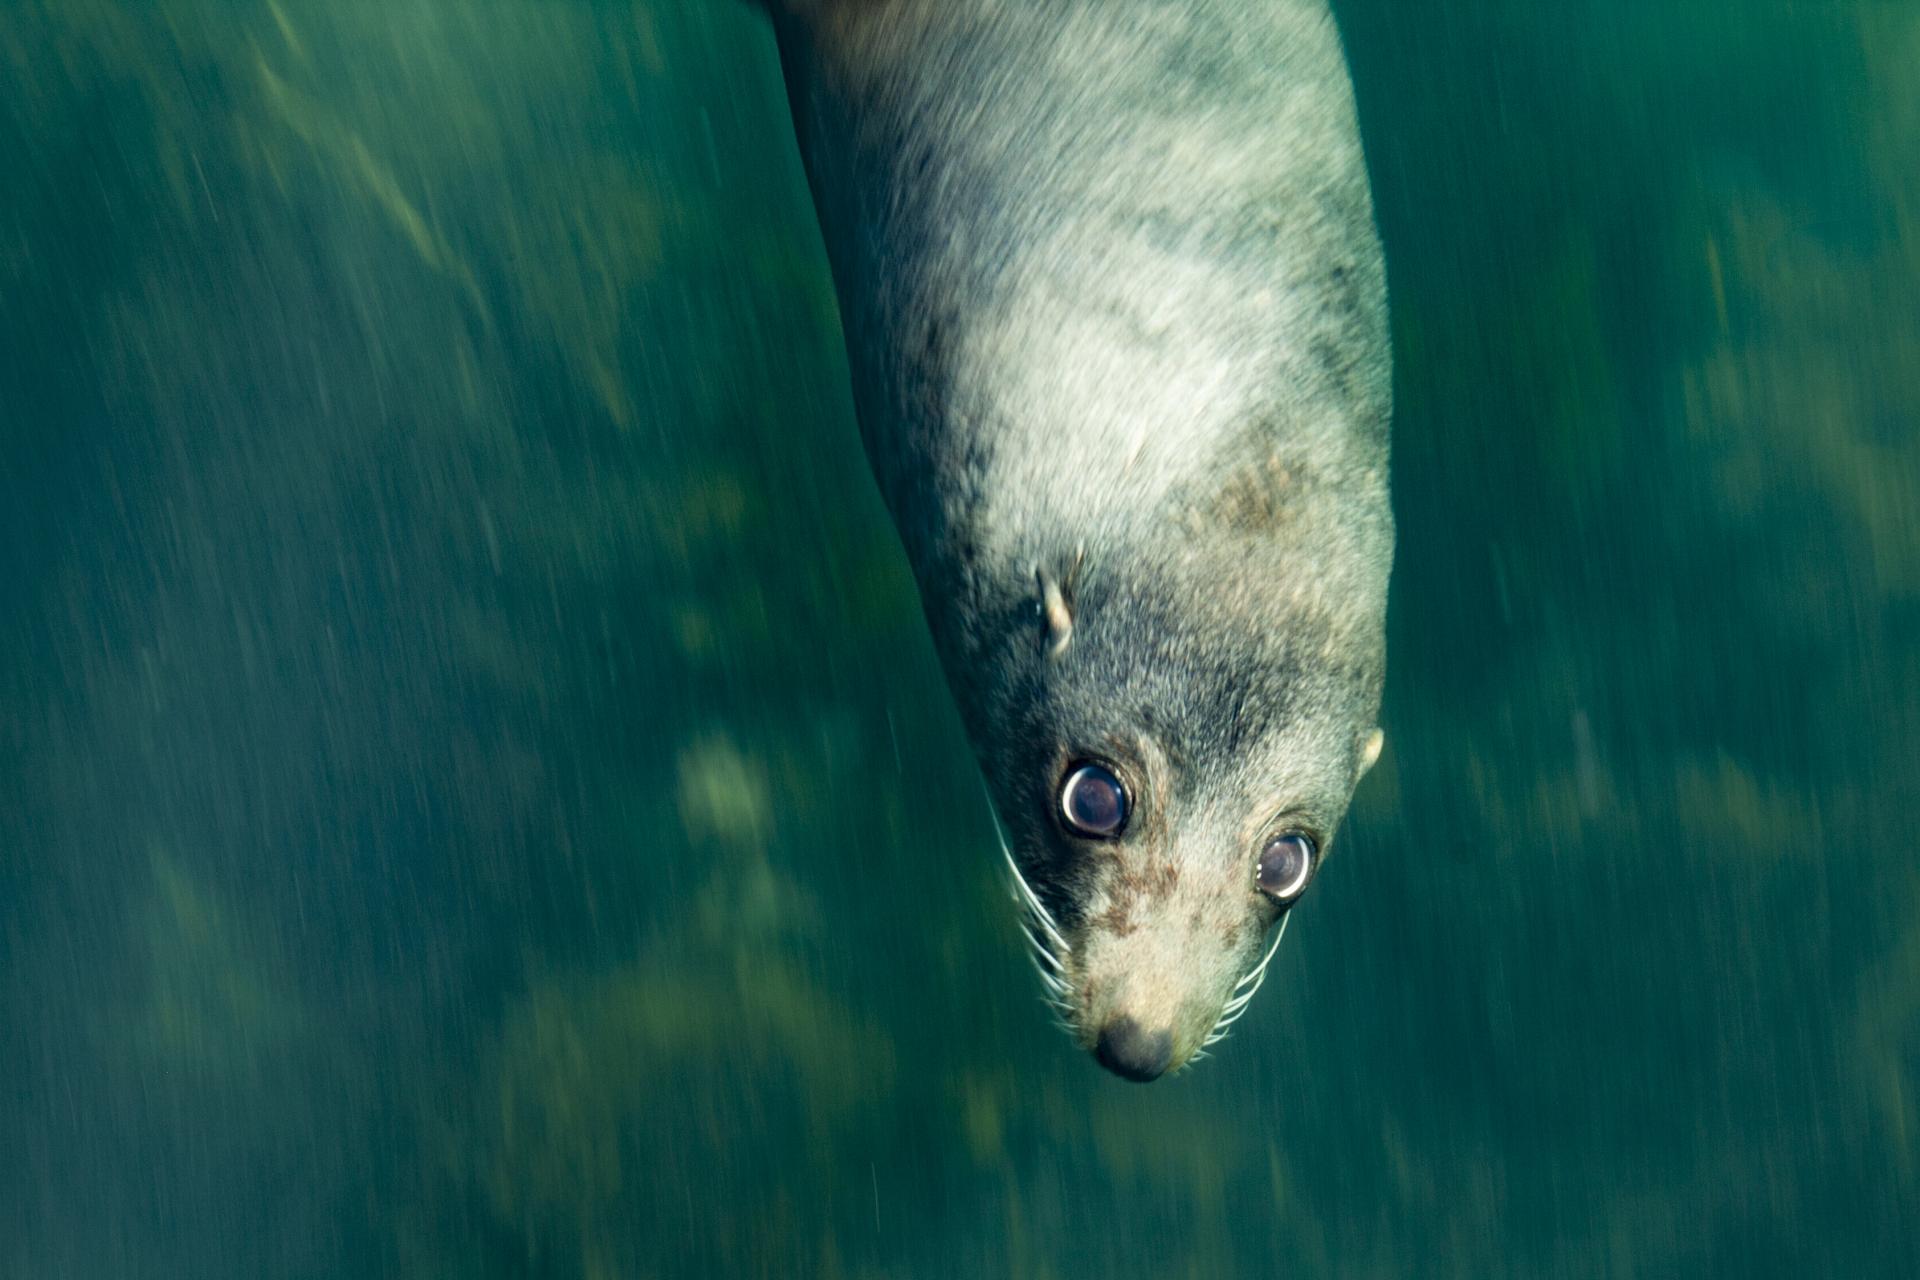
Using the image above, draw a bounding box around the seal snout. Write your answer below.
[1093,1017,1174,1083]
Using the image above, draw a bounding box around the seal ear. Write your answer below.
[1037,567,1074,657]
[1358,728,1385,778]
[1035,545,1085,658]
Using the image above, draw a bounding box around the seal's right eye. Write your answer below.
[1059,761,1128,839]
[1256,833,1316,904]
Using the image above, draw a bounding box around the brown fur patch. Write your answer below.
[1120,860,1180,901]
[1096,859,1180,941]
[1098,899,1138,939]
[1202,451,1302,533]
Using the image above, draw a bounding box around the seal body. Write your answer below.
[765,0,1392,1079]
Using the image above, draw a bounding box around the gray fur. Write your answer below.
[765,0,1392,1076]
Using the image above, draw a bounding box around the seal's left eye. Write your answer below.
[1257,833,1316,904]
[1059,762,1128,838]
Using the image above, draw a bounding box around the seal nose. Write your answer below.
[1094,1018,1174,1082]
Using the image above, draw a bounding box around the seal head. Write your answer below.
[980,506,1389,1077]
[765,0,1393,1079]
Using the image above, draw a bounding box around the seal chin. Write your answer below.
[1092,1017,1176,1083]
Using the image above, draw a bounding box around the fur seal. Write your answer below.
[758,0,1393,1080]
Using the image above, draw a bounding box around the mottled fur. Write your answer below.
[761,0,1392,1074]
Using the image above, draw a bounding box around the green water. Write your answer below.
[2,2,1915,1276]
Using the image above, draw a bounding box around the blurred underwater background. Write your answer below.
[1,1,1916,1275]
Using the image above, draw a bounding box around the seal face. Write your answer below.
[763,0,1393,1080]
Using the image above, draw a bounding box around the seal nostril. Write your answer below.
[1094,1018,1174,1083]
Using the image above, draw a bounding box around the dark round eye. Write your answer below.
[1058,761,1129,838]
[1256,833,1316,903]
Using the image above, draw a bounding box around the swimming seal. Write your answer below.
[758,0,1393,1080]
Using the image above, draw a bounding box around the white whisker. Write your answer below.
[1030,960,1070,999]
[1200,913,1293,1053]
[986,797,1081,1041]
[1233,914,1288,991]
[1021,923,1069,974]
[1009,867,1071,956]
[1216,1002,1252,1028]
[1239,913,1291,988]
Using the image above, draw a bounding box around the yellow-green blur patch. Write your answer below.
[2,0,681,428]
[117,851,307,1085]
[436,903,893,1274]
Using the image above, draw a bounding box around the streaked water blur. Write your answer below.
[2,2,1915,1275]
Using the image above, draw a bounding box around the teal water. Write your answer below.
[2,2,1915,1276]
